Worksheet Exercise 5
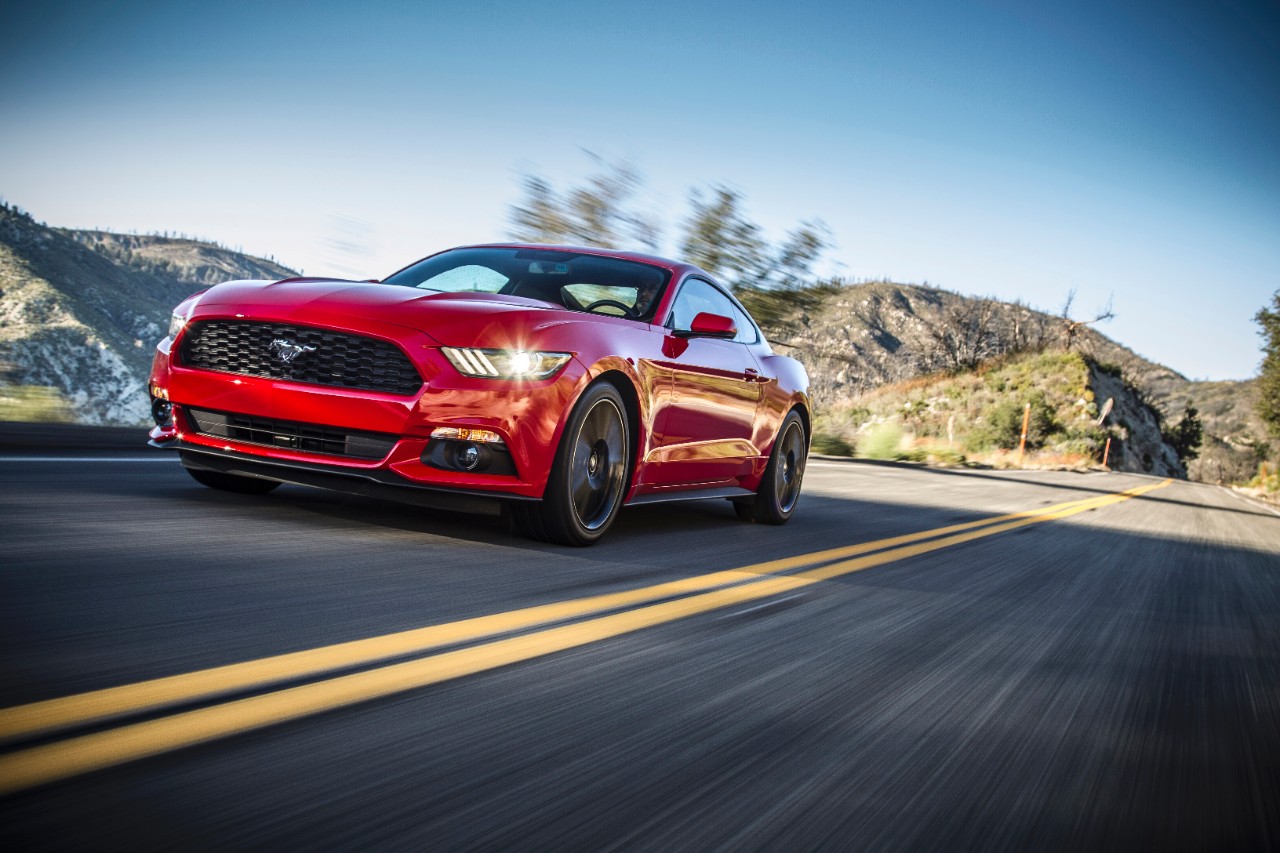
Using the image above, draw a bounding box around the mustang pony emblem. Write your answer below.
[269,339,317,364]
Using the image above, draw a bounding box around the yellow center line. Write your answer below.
[0,487,1135,742]
[0,479,1170,795]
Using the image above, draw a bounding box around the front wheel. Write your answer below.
[507,382,630,546]
[735,411,807,524]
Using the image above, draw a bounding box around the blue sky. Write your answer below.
[2,0,1277,380]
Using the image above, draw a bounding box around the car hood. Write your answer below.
[193,278,575,346]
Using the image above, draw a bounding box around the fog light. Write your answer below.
[151,397,173,426]
[421,438,516,476]
[455,442,481,471]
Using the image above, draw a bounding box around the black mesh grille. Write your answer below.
[186,408,398,460]
[179,320,422,395]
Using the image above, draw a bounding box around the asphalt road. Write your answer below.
[1,426,1278,851]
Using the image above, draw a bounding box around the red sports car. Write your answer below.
[148,244,810,545]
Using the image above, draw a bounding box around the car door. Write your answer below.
[644,277,765,486]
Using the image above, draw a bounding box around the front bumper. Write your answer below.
[176,444,528,516]
[149,329,588,500]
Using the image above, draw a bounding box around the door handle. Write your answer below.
[744,368,763,382]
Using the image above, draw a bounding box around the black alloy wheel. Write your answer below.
[735,410,807,524]
[507,382,630,546]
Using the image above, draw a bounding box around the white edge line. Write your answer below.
[1227,488,1280,518]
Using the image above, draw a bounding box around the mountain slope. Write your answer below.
[769,281,1260,481]
[0,203,295,424]
[67,230,292,288]
[811,349,1184,477]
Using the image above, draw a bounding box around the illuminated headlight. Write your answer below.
[441,347,571,380]
[168,313,188,338]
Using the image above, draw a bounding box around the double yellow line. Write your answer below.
[0,478,1170,794]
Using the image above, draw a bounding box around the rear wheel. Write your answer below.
[507,382,630,546]
[185,466,281,495]
[735,411,807,524]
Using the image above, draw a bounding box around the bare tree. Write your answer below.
[1059,289,1115,350]
[1009,300,1049,353]
[509,175,573,244]
[506,165,831,334]
[680,186,767,286]
[508,154,660,251]
[926,297,1003,371]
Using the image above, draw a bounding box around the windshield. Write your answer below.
[382,248,672,321]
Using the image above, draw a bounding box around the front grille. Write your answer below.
[186,408,398,460]
[180,320,422,396]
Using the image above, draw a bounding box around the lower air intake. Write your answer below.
[186,408,398,460]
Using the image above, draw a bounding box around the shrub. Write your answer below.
[968,393,1056,451]
[811,431,854,456]
[0,385,74,423]
[922,444,966,465]
[1054,425,1106,457]
[860,421,905,460]
[1093,360,1123,377]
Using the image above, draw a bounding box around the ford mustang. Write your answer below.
[148,244,811,545]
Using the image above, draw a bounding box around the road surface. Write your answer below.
[1,427,1277,850]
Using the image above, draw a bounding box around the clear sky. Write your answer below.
[2,0,1277,380]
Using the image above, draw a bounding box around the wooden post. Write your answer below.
[1017,403,1031,466]
[1103,437,1112,469]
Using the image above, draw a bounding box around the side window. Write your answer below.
[727,302,761,344]
[668,279,759,343]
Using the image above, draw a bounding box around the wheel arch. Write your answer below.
[790,400,812,449]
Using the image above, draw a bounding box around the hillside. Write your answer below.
[0,203,295,424]
[1162,377,1267,484]
[769,281,1263,482]
[810,350,1184,477]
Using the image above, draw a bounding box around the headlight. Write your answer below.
[441,348,572,380]
[168,313,188,338]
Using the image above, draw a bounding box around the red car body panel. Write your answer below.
[149,244,809,507]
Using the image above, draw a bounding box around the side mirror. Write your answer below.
[675,311,737,339]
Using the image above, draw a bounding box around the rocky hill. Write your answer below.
[0,203,295,424]
[770,281,1264,482]
[770,282,1182,402]
[1161,377,1267,484]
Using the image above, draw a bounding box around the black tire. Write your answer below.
[507,382,630,546]
[185,466,281,495]
[736,411,807,525]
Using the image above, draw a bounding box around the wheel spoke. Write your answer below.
[575,429,594,464]
[571,463,595,512]
[567,398,626,530]
[602,419,624,457]
[583,405,606,440]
